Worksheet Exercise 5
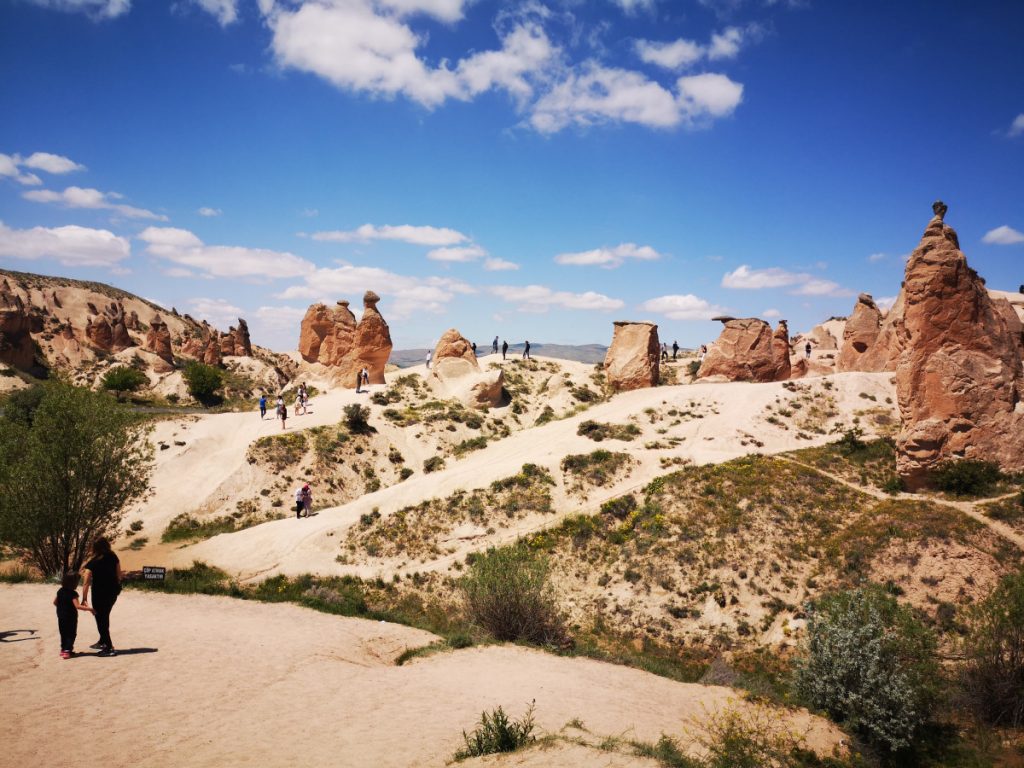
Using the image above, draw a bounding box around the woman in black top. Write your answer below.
[81,537,122,657]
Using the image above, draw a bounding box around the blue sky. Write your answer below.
[1,0,1022,351]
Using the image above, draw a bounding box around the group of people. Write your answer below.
[659,341,681,362]
[293,483,313,518]
[54,537,122,659]
[258,383,312,428]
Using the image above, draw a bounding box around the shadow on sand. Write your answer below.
[0,629,39,643]
[74,648,159,658]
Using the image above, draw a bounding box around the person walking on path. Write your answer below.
[492,336,499,354]
[672,341,679,360]
[278,401,288,429]
[425,350,432,369]
[361,367,369,388]
[54,571,92,659]
[501,340,508,360]
[661,343,668,362]
[259,393,267,420]
[522,340,531,360]
[302,483,313,517]
[294,486,305,519]
[81,537,121,657]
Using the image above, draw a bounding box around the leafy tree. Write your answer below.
[0,383,153,576]
[2,384,46,427]
[962,569,1024,727]
[182,360,224,405]
[101,365,148,397]
[794,585,940,751]
[343,403,373,434]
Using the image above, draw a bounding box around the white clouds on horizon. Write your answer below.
[640,293,728,320]
[0,220,131,267]
[189,297,245,328]
[21,152,87,174]
[427,244,488,262]
[489,284,623,312]
[982,225,1024,245]
[311,223,469,247]
[483,257,519,271]
[634,25,755,70]
[554,242,661,268]
[721,264,852,297]
[24,186,167,221]
[139,226,315,278]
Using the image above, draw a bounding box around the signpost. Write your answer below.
[142,566,166,581]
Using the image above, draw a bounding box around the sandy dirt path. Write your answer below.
[174,371,895,579]
[0,584,844,768]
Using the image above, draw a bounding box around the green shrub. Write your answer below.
[453,702,536,761]
[577,420,641,442]
[687,360,701,378]
[930,459,1002,496]
[2,384,45,427]
[423,456,445,473]
[182,361,224,405]
[962,569,1024,727]
[454,436,487,456]
[795,585,940,751]
[343,404,373,434]
[461,546,565,645]
[835,428,866,455]
[101,365,148,396]
[600,494,637,520]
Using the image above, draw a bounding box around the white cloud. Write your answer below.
[611,0,655,12]
[427,244,487,262]
[189,297,245,328]
[0,220,130,267]
[762,308,781,318]
[277,264,474,318]
[198,206,223,217]
[0,154,42,186]
[554,242,661,268]
[23,186,167,221]
[139,226,315,278]
[635,26,750,71]
[192,0,237,25]
[22,0,129,19]
[876,296,897,312]
[379,0,470,22]
[639,293,728,320]
[982,225,1024,245]
[311,223,469,246]
[483,257,519,271]
[867,252,886,263]
[300,208,319,218]
[1008,114,1024,138]
[21,152,86,174]
[722,264,852,297]
[530,64,743,133]
[489,284,623,312]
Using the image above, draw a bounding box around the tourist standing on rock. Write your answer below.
[672,341,679,360]
[501,340,508,360]
[302,483,312,517]
[426,350,432,368]
[471,341,477,356]
[522,340,531,360]
[54,571,92,659]
[699,344,707,362]
[805,341,812,359]
[259,393,267,420]
[81,537,122,657]
[492,336,499,354]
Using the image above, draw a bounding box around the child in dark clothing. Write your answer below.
[54,572,93,659]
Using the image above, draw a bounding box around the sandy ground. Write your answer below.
[0,584,845,768]
[164,368,895,579]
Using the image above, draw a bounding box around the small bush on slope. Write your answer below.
[453,702,536,761]
[795,585,940,752]
[461,545,566,645]
[930,459,1002,497]
[962,568,1024,728]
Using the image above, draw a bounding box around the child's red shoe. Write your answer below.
[60,651,71,659]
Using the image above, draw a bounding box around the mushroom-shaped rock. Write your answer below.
[145,315,175,372]
[771,321,791,381]
[604,321,660,392]
[896,205,1024,489]
[341,291,392,385]
[698,318,780,382]
[836,294,883,372]
[430,328,504,409]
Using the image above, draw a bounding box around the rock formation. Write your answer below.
[125,310,140,331]
[895,202,1024,489]
[836,294,883,371]
[993,297,1024,359]
[85,315,113,351]
[145,315,174,372]
[0,280,36,370]
[108,303,133,352]
[298,293,392,385]
[430,328,504,408]
[230,318,253,357]
[771,320,792,381]
[604,321,660,392]
[203,336,222,367]
[698,318,789,383]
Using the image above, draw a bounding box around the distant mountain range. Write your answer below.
[389,342,610,367]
